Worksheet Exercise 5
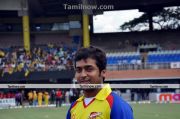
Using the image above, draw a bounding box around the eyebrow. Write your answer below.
[76,65,94,69]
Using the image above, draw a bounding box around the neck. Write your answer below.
[83,88,101,98]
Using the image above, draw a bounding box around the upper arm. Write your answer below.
[66,101,77,119]
[110,93,134,119]
[66,108,71,119]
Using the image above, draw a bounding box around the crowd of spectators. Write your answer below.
[0,43,76,77]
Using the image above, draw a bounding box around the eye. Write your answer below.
[75,68,82,73]
[85,66,94,72]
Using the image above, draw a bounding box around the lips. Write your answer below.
[79,81,90,84]
[79,78,91,84]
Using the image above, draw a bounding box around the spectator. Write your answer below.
[0,44,77,76]
[44,91,49,106]
[33,91,38,106]
[28,90,33,105]
[50,90,56,104]
[38,91,43,106]
[65,90,70,104]
[55,89,62,107]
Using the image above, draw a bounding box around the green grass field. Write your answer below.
[0,103,179,119]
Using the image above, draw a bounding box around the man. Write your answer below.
[44,91,49,106]
[50,89,56,104]
[38,90,43,106]
[66,46,134,119]
[56,89,62,107]
[33,90,37,106]
[28,90,33,105]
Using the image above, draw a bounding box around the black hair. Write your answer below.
[74,46,107,72]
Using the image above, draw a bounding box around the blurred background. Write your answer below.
[0,0,180,119]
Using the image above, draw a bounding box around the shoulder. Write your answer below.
[68,101,78,111]
[109,92,134,119]
[66,101,77,119]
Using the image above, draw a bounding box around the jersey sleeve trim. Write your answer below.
[106,94,114,109]
[66,101,77,119]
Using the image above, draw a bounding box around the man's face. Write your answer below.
[75,58,105,85]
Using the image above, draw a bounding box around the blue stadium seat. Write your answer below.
[147,50,180,63]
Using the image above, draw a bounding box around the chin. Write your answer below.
[83,88,96,92]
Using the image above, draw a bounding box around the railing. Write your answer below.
[107,62,179,70]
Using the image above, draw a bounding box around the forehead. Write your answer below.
[76,58,97,67]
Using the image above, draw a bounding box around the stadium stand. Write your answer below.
[147,50,180,63]
[91,30,180,52]
[106,49,180,70]
[0,0,180,112]
[107,52,141,65]
[0,44,75,76]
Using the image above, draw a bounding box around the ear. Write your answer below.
[100,69,106,79]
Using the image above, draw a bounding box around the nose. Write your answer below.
[80,69,87,77]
